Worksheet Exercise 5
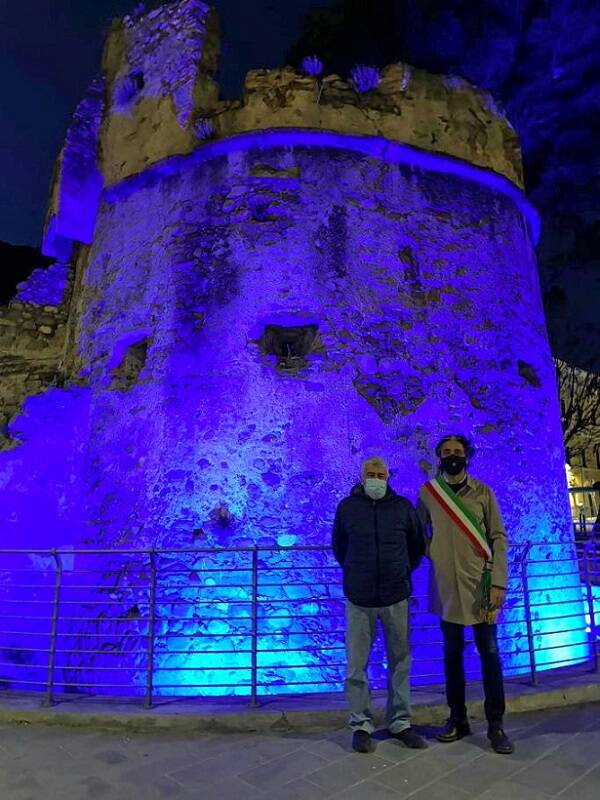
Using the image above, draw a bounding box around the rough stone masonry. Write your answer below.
[0,0,583,696]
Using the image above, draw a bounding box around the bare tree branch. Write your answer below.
[554,358,600,453]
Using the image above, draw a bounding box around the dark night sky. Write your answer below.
[0,0,334,246]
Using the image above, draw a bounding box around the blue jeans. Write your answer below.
[345,599,411,734]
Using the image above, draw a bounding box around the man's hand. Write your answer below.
[490,586,506,609]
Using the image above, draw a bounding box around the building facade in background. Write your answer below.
[556,359,600,523]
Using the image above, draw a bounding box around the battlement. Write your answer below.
[42,0,522,259]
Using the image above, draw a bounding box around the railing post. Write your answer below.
[520,543,537,686]
[145,549,157,709]
[249,545,259,707]
[44,550,63,707]
[578,510,586,539]
[583,543,599,673]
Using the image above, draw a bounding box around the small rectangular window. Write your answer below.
[259,324,325,375]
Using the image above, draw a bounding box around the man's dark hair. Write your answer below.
[435,434,476,459]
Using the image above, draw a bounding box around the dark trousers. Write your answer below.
[440,619,505,726]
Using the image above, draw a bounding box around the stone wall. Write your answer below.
[0,263,71,448]
[0,0,583,696]
[42,78,105,260]
[14,142,559,552]
[99,0,220,187]
[1,138,582,694]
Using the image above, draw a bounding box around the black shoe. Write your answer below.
[390,727,428,749]
[352,730,373,753]
[436,718,471,743]
[488,726,514,754]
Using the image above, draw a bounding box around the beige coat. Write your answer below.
[417,476,508,625]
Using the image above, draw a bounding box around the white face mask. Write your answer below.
[364,478,387,500]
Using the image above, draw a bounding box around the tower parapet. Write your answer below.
[43,0,523,259]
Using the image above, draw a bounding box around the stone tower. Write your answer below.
[0,0,587,694]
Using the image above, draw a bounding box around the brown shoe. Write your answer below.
[436,718,471,743]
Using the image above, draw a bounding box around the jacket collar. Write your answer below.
[457,474,475,494]
[440,473,472,494]
[350,482,398,501]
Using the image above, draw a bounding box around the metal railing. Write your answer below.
[582,540,600,672]
[0,541,598,707]
[569,486,600,541]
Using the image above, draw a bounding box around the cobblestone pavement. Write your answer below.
[1,703,599,800]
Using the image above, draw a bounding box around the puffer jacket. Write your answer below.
[332,482,425,607]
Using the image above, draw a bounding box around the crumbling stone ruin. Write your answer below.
[0,0,562,546]
[0,0,580,694]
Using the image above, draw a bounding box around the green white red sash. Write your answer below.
[424,476,492,560]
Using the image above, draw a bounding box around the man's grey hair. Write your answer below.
[361,456,389,478]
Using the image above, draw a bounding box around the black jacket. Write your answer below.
[332,482,425,607]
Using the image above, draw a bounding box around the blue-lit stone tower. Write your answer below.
[0,0,588,695]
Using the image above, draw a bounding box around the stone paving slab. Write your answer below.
[0,664,599,734]
[1,703,600,799]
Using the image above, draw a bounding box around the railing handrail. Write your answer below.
[0,546,333,555]
[0,538,597,705]
[0,543,582,556]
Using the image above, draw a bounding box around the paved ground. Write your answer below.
[1,703,599,800]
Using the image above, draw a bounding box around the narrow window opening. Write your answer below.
[110,338,149,390]
[259,324,325,375]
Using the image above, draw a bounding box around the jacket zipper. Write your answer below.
[373,500,381,606]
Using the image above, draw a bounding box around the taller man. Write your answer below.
[333,456,426,753]
[418,435,513,754]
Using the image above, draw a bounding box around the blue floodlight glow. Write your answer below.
[0,125,589,698]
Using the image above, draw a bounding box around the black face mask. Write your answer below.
[440,455,467,476]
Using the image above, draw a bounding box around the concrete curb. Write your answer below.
[1,672,599,734]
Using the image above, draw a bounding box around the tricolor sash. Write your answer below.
[425,475,496,622]
[424,476,492,560]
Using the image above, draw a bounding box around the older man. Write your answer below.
[333,456,426,753]
[418,435,513,755]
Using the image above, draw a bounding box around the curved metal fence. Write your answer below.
[0,540,598,707]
